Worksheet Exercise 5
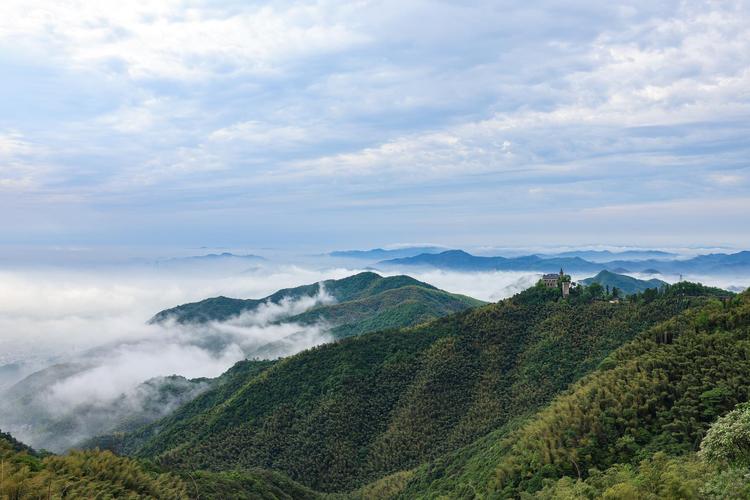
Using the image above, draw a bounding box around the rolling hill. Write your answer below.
[150,271,482,326]
[579,270,668,295]
[150,271,484,352]
[102,282,723,493]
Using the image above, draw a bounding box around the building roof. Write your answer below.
[542,274,559,279]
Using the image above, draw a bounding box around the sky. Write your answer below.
[1,0,749,252]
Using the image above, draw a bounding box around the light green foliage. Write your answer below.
[700,402,750,467]
[533,453,712,500]
[0,435,189,499]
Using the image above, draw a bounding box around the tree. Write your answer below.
[699,402,750,467]
[588,283,604,300]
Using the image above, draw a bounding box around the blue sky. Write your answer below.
[1,0,749,251]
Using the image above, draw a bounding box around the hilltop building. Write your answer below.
[542,270,563,288]
[542,269,572,298]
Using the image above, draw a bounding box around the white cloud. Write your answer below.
[282,2,750,183]
[708,173,745,186]
[0,1,368,80]
[0,1,748,246]
[0,132,50,190]
[209,121,313,146]
[0,264,343,449]
[0,132,32,157]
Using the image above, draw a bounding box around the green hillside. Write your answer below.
[109,282,719,493]
[385,288,750,498]
[6,273,481,453]
[0,430,321,499]
[151,271,483,353]
[579,270,668,295]
[150,272,453,324]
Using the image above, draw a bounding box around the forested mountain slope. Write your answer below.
[3,273,481,456]
[285,284,481,340]
[111,283,719,493]
[579,270,667,295]
[387,288,750,498]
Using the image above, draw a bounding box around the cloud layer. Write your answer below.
[1,1,749,247]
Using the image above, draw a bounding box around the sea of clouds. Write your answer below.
[0,254,746,451]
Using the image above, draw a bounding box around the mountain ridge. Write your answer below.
[379,249,750,276]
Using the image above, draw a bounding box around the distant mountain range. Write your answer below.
[156,252,264,265]
[329,246,445,260]
[379,250,603,272]
[331,247,680,263]
[537,249,677,262]
[379,249,750,276]
[579,270,668,295]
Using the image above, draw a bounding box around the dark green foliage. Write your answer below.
[115,283,711,492]
[394,289,750,498]
[4,281,740,498]
[535,400,750,499]
[0,430,35,455]
[189,469,323,499]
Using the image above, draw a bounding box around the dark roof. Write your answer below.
[542,274,559,279]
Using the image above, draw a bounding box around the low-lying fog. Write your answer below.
[0,254,747,451]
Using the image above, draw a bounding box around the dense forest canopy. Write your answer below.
[92,281,731,494]
[3,282,748,499]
